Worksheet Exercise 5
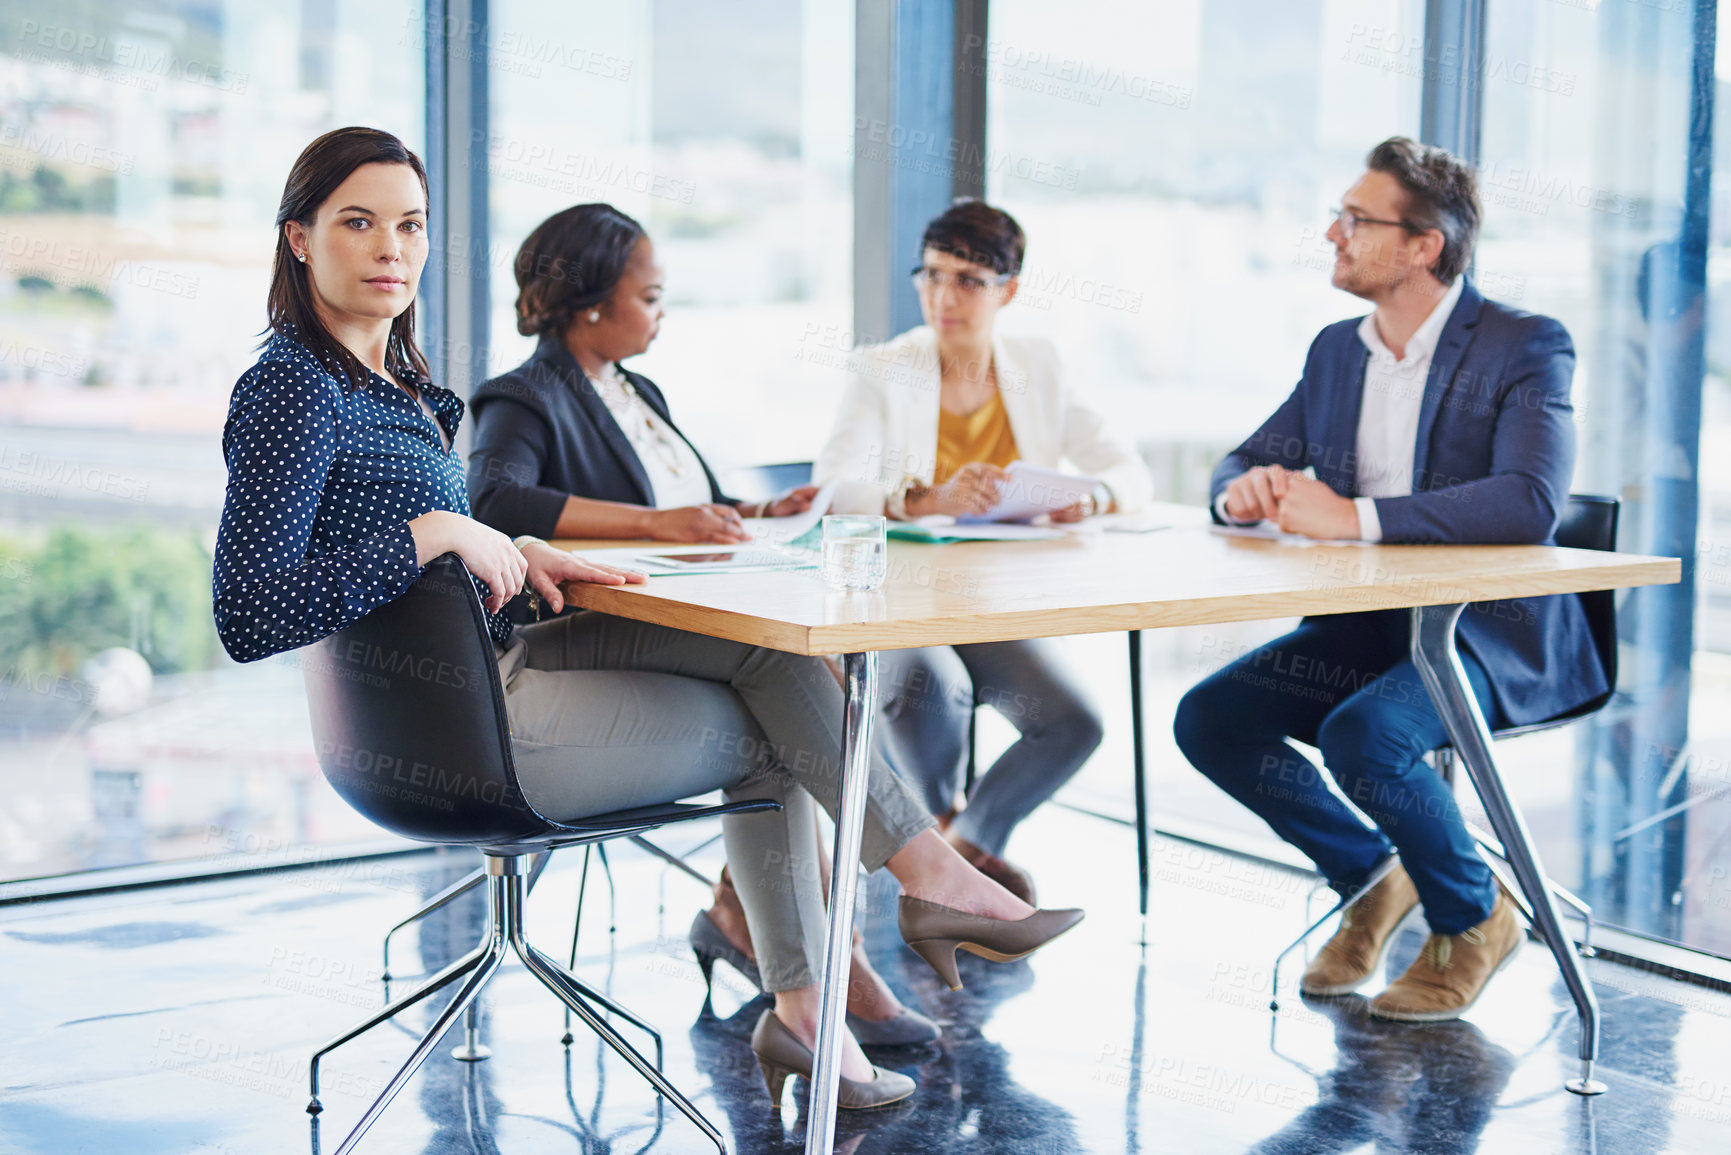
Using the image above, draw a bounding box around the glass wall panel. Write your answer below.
[0,1,425,882]
[981,0,1426,851]
[1479,0,1729,957]
[483,0,854,474]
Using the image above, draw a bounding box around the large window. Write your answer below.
[483,0,854,473]
[1477,0,1730,957]
[981,0,1428,853]
[0,0,854,887]
[986,0,1731,964]
[0,2,425,882]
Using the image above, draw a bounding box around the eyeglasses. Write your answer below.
[910,266,1011,294]
[1330,207,1420,239]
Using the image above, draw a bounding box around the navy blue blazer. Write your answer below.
[468,334,734,538]
[1209,279,1607,726]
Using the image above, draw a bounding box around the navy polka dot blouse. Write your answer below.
[213,325,512,663]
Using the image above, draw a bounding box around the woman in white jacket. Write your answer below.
[814,200,1153,902]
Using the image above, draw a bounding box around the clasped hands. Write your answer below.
[1222,465,1361,540]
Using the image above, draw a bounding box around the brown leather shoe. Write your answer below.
[945,834,1038,906]
[1300,862,1420,997]
[1370,889,1524,1022]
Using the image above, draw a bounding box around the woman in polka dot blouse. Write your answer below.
[213,127,1081,1108]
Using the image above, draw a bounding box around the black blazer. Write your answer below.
[467,334,734,538]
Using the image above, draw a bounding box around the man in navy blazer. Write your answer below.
[1174,138,1606,1022]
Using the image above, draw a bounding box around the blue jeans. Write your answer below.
[1173,612,1503,935]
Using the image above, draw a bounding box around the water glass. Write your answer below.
[821,515,887,591]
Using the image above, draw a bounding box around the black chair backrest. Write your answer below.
[1553,494,1619,697]
[301,553,552,846]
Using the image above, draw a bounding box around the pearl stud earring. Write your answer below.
[588,311,600,323]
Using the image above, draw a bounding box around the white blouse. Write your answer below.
[591,362,713,509]
[813,327,1154,517]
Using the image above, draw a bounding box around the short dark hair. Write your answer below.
[268,127,431,392]
[1365,137,1480,284]
[513,203,646,337]
[920,198,1026,277]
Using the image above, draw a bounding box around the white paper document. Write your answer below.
[1209,523,1371,547]
[741,480,837,543]
[959,462,1099,524]
[566,544,815,575]
[897,519,1066,542]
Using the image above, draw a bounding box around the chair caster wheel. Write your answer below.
[307,1098,322,1115]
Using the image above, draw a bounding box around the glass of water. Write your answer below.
[821,515,887,591]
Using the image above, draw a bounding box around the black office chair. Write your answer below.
[376,462,826,989]
[1268,495,1620,1008]
[299,554,779,1155]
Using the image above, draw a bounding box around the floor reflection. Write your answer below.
[3,806,1728,1154]
[1255,995,1516,1154]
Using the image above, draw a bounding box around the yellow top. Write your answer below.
[934,392,1019,485]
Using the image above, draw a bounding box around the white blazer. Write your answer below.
[814,326,1153,516]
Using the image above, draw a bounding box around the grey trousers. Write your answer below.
[496,611,933,991]
[878,640,1103,856]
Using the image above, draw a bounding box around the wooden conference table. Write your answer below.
[553,512,1677,1155]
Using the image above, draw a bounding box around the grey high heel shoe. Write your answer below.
[692,910,942,1043]
[750,1010,916,1110]
[846,1006,942,1047]
[689,909,762,993]
[898,896,1084,990]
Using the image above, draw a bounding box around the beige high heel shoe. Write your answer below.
[898,896,1084,990]
[750,1011,916,1110]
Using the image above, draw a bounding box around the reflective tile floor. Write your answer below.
[3,805,1729,1154]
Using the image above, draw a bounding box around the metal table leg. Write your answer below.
[804,650,879,1155]
[1409,604,1606,1096]
[1129,630,1151,928]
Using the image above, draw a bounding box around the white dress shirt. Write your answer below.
[1351,276,1463,541]
[1214,277,1463,539]
[591,363,713,509]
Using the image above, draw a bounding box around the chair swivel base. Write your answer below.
[1567,1059,1609,1096]
[306,852,726,1155]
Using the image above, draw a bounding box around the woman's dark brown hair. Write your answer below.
[513,203,646,337]
[267,127,432,392]
[921,198,1026,277]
